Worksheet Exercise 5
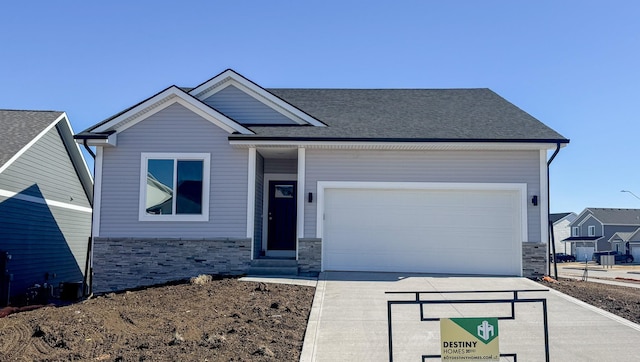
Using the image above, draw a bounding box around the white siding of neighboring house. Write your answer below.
[303,149,542,243]
[552,218,574,254]
[97,103,248,238]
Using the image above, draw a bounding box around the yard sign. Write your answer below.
[440,317,499,361]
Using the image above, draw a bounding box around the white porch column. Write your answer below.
[297,148,306,258]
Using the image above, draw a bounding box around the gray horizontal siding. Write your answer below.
[264,158,297,174]
[304,149,541,242]
[203,85,296,125]
[0,125,90,208]
[0,194,89,297]
[98,103,248,238]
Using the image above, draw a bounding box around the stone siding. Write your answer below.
[522,242,547,278]
[298,238,321,276]
[91,237,251,294]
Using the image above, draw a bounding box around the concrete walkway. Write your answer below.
[300,272,640,362]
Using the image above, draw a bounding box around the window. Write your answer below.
[572,227,579,237]
[139,153,210,221]
[588,225,596,237]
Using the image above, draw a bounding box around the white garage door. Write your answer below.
[322,186,524,276]
[574,246,594,262]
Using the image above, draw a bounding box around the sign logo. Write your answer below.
[440,317,499,361]
[477,320,495,341]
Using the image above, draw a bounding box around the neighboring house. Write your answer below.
[549,212,577,255]
[74,69,569,293]
[564,208,640,261]
[0,110,93,305]
[609,228,640,262]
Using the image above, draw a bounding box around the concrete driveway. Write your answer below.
[300,272,640,362]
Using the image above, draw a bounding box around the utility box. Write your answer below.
[60,282,83,302]
[601,255,615,268]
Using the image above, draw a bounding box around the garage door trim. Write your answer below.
[316,181,528,273]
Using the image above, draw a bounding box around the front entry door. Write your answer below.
[267,181,297,252]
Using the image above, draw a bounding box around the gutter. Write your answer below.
[547,142,562,279]
[81,140,95,297]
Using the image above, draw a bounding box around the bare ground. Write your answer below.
[539,277,640,324]
[0,276,315,361]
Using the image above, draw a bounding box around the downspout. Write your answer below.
[82,140,95,297]
[547,142,561,279]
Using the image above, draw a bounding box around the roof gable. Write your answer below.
[88,86,253,138]
[189,69,326,127]
[0,110,64,170]
[0,110,93,203]
[550,212,576,224]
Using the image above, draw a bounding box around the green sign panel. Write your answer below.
[440,317,500,361]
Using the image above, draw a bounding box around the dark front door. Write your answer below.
[267,181,297,251]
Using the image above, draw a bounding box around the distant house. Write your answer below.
[0,110,93,305]
[608,229,640,262]
[564,208,640,261]
[549,212,577,254]
[75,69,568,293]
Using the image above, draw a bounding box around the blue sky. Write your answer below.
[1,1,639,213]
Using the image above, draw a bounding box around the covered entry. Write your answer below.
[318,182,526,276]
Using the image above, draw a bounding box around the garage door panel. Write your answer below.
[323,187,522,275]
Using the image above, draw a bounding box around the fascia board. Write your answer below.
[228,140,561,151]
[0,112,64,175]
[92,87,253,135]
[57,114,95,203]
[189,69,326,127]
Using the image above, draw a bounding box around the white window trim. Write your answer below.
[588,225,596,237]
[139,152,210,222]
[572,227,579,237]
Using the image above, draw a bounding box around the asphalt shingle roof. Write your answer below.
[228,88,568,142]
[550,212,573,224]
[586,208,640,225]
[0,110,63,168]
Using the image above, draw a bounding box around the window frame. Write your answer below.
[572,227,579,237]
[139,153,210,222]
[588,225,596,237]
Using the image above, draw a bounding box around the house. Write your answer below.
[608,228,640,262]
[0,110,93,305]
[564,208,640,261]
[549,212,577,254]
[74,69,569,293]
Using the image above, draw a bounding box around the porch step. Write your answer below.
[248,259,299,276]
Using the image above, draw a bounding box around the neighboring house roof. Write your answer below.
[0,109,94,203]
[550,212,576,224]
[608,230,639,243]
[563,236,600,241]
[574,208,640,226]
[0,110,63,168]
[75,69,569,146]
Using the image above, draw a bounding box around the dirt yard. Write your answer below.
[0,276,315,361]
[2,274,640,361]
[540,277,640,324]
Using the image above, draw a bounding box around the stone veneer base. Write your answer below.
[91,237,251,294]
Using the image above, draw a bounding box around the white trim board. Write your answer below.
[91,87,253,135]
[0,188,92,213]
